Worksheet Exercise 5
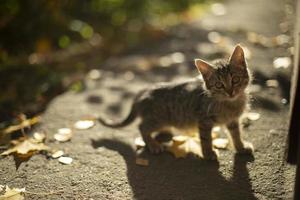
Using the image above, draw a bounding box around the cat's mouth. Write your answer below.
[221,92,237,100]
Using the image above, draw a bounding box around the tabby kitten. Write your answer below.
[99,45,253,160]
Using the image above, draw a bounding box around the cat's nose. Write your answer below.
[227,90,235,97]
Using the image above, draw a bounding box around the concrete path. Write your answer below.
[0,0,296,199]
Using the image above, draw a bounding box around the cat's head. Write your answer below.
[195,45,250,100]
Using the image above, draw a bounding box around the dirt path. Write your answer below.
[0,0,296,199]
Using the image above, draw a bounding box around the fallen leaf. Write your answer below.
[0,186,25,200]
[213,138,229,149]
[166,136,203,158]
[54,128,72,142]
[135,158,149,166]
[172,135,188,145]
[74,120,95,130]
[246,112,261,121]
[1,116,40,135]
[58,156,73,165]
[1,138,49,156]
[51,150,64,159]
[33,132,46,142]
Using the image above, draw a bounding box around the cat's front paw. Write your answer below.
[147,140,164,154]
[202,149,219,160]
[236,141,254,155]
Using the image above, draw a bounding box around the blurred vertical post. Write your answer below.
[287,0,300,199]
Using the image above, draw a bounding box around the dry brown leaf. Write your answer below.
[0,186,25,200]
[54,128,72,142]
[1,116,40,135]
[58,156,73,165]
[135,158,149,166]
[1,138,50,156]
[74,120,95,130]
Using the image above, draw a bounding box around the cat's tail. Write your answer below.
[98,104,137,128]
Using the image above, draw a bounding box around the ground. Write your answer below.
[0,0,297,199]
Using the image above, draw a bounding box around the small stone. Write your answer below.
[88,69,102,80]
[170,52,185,64]
[124,71,135,81]
[281,98,288,105]
[74,120,95,130]
[208,32,222,44]
[54,128,73,142]
[213,138,229,149]
[273,57,291,69]
[246,112,260,121]
[211,3,226,16]
[33,132,46,142]
[266,80,279,88]
[58,156,73,165]
[52,150,64,158]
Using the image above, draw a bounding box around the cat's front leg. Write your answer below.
[226,120,254,154]
[199,122,218,160]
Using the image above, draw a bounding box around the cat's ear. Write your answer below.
[229,45,247,70]
[195,59,214,79]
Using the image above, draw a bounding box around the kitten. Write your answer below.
[98,45,253,160]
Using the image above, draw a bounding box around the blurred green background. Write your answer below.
[0,0,213,124]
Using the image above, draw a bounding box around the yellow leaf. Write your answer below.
[2,116,40,135]
[166,136,203,158]
[0,186,25,200]
[1,138,50,156]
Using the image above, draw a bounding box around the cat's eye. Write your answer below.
[232,76,240,84]
[215,82,223,89]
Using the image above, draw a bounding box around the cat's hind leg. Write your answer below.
[139,121,164,154]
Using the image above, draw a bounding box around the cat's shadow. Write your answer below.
[91,139,258,200]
